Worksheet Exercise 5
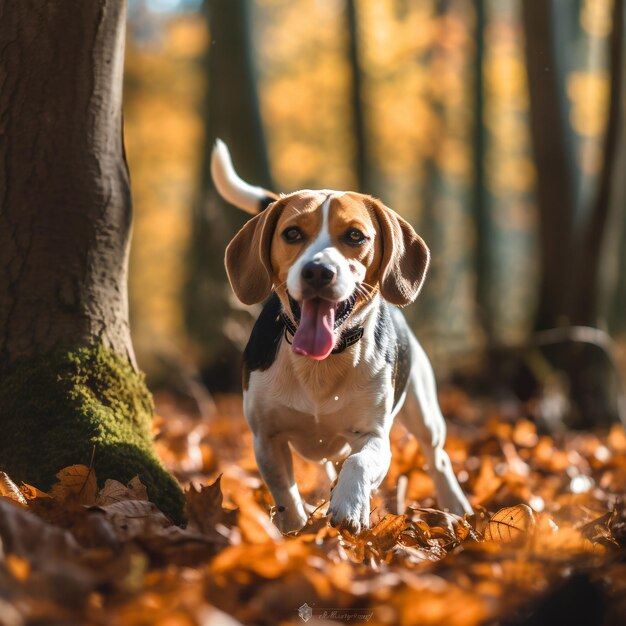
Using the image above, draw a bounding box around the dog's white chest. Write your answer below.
[244,342,393,461]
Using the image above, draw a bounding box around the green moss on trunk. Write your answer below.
[0,345,184,522]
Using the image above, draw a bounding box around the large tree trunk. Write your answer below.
[185,0,273,391]
[0,1,134,362]
[0,0,183,520]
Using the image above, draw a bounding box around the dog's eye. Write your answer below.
[282,226,304,243]
[344,228,367,245]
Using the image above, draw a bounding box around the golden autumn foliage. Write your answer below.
[1,389,626,624]
[124,16,207,351]
[123,1,621,370]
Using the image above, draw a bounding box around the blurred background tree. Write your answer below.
[185,0,273,390]
[123,0,626,428]
[516,0,624,428]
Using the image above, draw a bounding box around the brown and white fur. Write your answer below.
[212,140,472,533]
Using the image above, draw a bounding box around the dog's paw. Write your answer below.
[273,506,308,534]
[327,482,371,534]
[435,482,474,517]
[439,493,474,518]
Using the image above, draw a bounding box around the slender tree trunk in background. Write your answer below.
[608,205,626,333]
[552,0,585,212]
[521,0,577,331]
[186,0,272,391]
[0,0,183,520]
[603,0,626,333]
[206,0,272,188]
[572,0,624,327]
[607,25,626,334]
[413,0,452,346]
[473,0,492,338]
[346,0,371,194]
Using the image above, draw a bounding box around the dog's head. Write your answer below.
[225,190,429,360]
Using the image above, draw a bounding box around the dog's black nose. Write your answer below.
[302,261,336,289]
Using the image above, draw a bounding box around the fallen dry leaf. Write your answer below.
[364,513,408,552]
[96,476,149,506]
[580,509,619,548]
[406,507,472,546]
[0,472,27,506]
[50,464,97,505]
[471,456,503,505]
[184,475,238,534]
[95,500,170,539]
[1,390,626,625]
[484,504,536,543]
[19,483,50,500]
[0,499,82,560]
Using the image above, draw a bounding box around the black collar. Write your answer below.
[279,294,364,355]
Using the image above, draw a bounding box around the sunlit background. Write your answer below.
[123,0,625,428]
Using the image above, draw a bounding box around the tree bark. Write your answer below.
[0,0,134,364]
[0,0,183,520]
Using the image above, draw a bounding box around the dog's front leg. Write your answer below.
[328,431,391,533]
[252,434,308,533]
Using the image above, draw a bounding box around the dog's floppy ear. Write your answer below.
[225,199,286,305]
[369,199,430,306]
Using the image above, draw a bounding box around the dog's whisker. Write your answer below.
[355,285,370,300]
[354,283,375,303]
[354,283,372,297]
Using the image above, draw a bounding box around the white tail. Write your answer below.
[210,139,276,214]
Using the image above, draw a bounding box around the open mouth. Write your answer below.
[288,294,357,360]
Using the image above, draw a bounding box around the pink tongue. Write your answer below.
[292,299,336,360]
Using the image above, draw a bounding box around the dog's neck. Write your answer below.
[277,293,383,397]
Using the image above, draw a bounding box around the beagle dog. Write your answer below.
[212,140,472,533]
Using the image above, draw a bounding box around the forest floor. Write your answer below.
[1,388,626,625]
